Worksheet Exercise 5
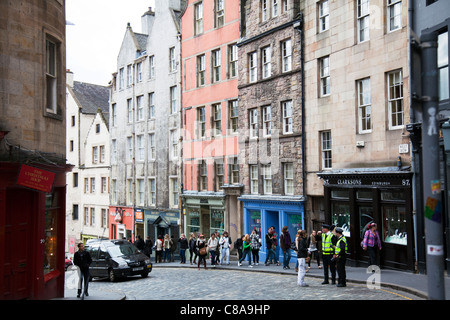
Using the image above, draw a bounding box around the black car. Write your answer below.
[84,239,152,282]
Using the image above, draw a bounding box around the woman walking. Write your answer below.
[307,230,321,269]
[250,229,261,265]
[207,233,218,267]
[296,230,309,287]
[196,234,208,270]
[363,223,382,268]
[189,233,197,265]
[238,234,252,267]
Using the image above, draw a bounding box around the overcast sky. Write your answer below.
[66,0,156,86]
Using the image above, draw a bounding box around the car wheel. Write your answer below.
[141,271,149,278]
[109,269,117,282]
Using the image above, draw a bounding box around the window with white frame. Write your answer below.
[321,130,332,169]
[102,208,107,227]
[127,98,133,123]
[281,39,292,73]
[149,178,156,206]
[194,2,204,35]
[319,0,329,32]
[137,135,145,161]
[112,104,117,126]
[262,106,272,137]
[230,157,239,184]
[127,64,133,86]
[149,55,155,79]
[171,178,179,207]
[212,49,221,82]
[249,108,259,138]
[127,136,133,162]
[212,103,222,136]
[100,145,105,163]
[262,164,272,194]
[438,31,449,101]
[84,178,89,193]
[137,179,144,206]
[149,133,155,160]
[200,160,208,191]
[112,139,117,163]
[112,179,117,203]
[387,70,404,129]
[46,38,58,114]
[282,100,293,134]
[215,161,224,190]
[170,130,178,159]
[250,165,259,194]
[127,179,133,205]
[261,0,269,22]
[92,146,98,164]
[320,56,330,96]
[197,54,206,86]
[148,92,155,119]
[272,0,279,17]
[137,62,142,82]
[90,208,95,226]
[282,0,288,12]
[169,47,177,72]
[357,0,370,43]
[229,100,239,133]
[262,46,271,79]
[90,178,95,193]
[119,67,124,89]
[170,86,178,114]
[284,163,294,195]
[249,51,258,83]
[84,207,89,225]
[197,107,206,138]
[101,177,107,193]
[387,0,402,32]
[357,78,372,133]
[228,44,238,78]
[137,95,144,121]
[215,0,225,28]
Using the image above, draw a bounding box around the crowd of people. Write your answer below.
[125,221,385,289]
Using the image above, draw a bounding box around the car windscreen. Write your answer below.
[107,244,140,258]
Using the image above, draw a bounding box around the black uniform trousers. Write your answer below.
[337,257,346,286]
[322,254,336,284]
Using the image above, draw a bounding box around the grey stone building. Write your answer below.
[237,0,304,263]
[109,0,183,242]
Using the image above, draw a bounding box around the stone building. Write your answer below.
[65,71,110,254]
[109,0,183,242]
[180,0,241,242]
[301,0,413,270]
[237,0,304,263]
[0,0,71,299]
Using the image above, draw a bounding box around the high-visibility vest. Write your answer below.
[335,236,348,255]
[322,232,334,255]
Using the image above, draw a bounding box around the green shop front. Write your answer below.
[318,168,414,271]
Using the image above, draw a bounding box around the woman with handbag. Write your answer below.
[196,234,207,270]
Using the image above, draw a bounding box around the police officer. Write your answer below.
[321,224,337,285]
[334,227,348,287]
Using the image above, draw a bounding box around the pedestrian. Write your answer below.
[170,235,177,262]
[207,233,218,267]
[219,231,232,265]
[214,231,221,265]
[189,233,198,265]
[238,234,253,267]
[178,234,188,264]
[234,235,243,262]
[155,235,163,263]
[279,226,292,270]
[196,234,207,270]
[264,226,277,265]
[73,243,92,298]
[143,236,153,260]
[163,234,171,262]
[321,224,337,285]
[316,230,323,269]
[307,230,321,269]
[296,230,309,287]
[362,222,382,268]
[334,227,348,287]
[135,235,145,251]
[250,229,261,265]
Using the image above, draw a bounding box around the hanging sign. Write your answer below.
[16,165,55,193]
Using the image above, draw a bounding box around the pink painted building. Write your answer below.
[181,0,243,241]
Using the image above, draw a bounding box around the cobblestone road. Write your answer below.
[89,267,423,300]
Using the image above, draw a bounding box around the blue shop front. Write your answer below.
[239,195,305,264]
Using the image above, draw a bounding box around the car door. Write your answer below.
[97,244,110,278]
[87,244,99,277]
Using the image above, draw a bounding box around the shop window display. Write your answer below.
[44,191,59,275]
[210,210,224,235]
[382,206,407,245]
[332,203,350,237]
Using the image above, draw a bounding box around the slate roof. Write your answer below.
[72,81,109,115]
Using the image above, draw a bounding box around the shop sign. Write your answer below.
[16,165,55,193]
[135,209,144,223]
[322,175,412,188]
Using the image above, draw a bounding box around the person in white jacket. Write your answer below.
[207,233,218,267]
[219,231,232,265]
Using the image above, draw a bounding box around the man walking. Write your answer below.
[73,243,92,298]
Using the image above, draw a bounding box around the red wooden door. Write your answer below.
[2,189,33,300]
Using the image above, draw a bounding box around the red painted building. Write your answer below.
[181,0,243,241]
[0,0,71,299]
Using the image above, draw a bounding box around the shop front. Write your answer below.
[143,209,181,242]
[239,195,305,264]
[108,206,134,240]
[318,168,414,271]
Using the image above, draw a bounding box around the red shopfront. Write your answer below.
[0,162,72,300]
[108,206,134,240]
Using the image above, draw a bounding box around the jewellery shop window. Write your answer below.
[186,210,200,234]
[44,191,59,275]
[381,190,407,246]
[210,209,224,235]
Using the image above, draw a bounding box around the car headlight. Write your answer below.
[145,259,151,265]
